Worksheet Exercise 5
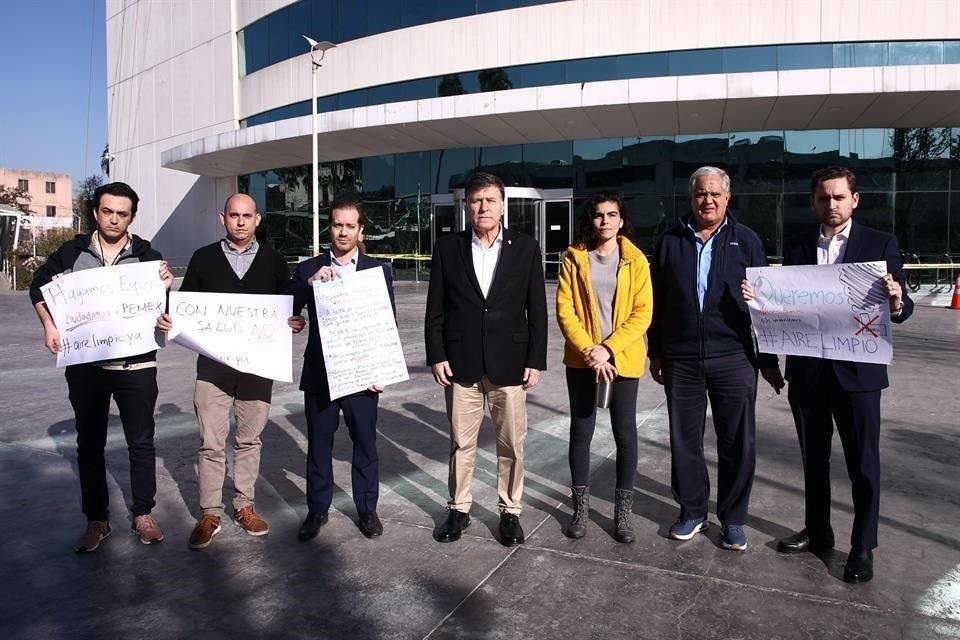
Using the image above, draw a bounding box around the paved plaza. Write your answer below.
[1,282,959,639]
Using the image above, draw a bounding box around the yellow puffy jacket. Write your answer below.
[556,236,653,378]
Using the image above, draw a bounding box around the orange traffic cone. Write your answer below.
[951,275,960,310]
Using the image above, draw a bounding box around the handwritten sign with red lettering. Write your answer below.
[746,261,893,364]
[168,292,294,382]
[41,261,166,367]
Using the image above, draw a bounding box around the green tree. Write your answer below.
[0,185,32,213]
[74,175,104,233]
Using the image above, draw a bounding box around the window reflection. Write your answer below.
[834,43,887,67]
[723,46,776,73]
[889,41,943,66]
[236,130,960,264]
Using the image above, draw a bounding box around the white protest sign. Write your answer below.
[40,261,165,367]
[746,261,893,364]
[312,268,408,400]
[168,292,293,382]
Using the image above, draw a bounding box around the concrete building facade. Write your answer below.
[0,167,72,218]
[106,0,960,264]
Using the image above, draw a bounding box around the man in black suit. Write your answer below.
[744,166,913,583]
[290,195,395,541]
[425,172,548,547]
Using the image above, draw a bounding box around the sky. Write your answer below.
[0,0,107,188]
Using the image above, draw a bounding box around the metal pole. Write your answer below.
[311,59,320,256]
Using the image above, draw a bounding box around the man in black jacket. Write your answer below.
[156,193,304,549]
[649,166,782,552]
[746,166,913,583]
[30,182,173,553]
[290,195,395,541]
[425,172,548,547]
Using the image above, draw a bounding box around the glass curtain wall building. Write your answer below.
[238,128,960,265]
[106,1,960,266]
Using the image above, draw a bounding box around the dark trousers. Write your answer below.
[788,365,882,550]
[664,352,758,525]
[304,391,380,515]
[65,364,158,522]
[566,367,639,490]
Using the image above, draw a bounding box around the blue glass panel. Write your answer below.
[783,129,840,191]
[778,44,832,70]
[727,131,784,193]
[945,41,960,64]
[516,62,566,88]
[266,9,290,67]
[615,53,669,79]
[622,136,674,195]
[723,46,777,73]
[673,134,729,193]
[362,155,396,196]
[432,148,477,192]
[367,0,401,33]
[895,192,946,254]
[400,0,436,28]
[395,151,432,197]
[893,127,951,191]
[286,2,312,56]
[478,0,521,13]
[669,49,722,76]
[523,141,573,190]
[840,128,894,190]
[437,74,470,96]
[240,19,269,75]
[565,57,617,83]
[889,41,942,65]
[434,0,477,22]
[833,42,887,67]
[336,0,366,41]
[574,138,623,194]
[310,0,336,44]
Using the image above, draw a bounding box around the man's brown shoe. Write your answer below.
[189,514,222,549]
[75,521,111,553]
[233,505,269,536]
[132,514,164,545]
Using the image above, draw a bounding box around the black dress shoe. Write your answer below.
[843,548,874,584]
[358,511,383,538]
[435,510,471,542]
[499,513,525,547]
[298,512,328,541]
[776,529,835,554]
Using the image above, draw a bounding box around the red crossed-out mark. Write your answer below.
[854,314,880,337]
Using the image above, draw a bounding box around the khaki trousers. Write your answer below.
[445,377,527,515]
[194,357,273,517]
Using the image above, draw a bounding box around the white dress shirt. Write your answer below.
[471,226,503,298]
[330,247,359,275]
[817,219,852,265]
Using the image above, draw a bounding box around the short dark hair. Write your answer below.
[94,182,139,215]
[810,166,857,195]
[573,191,634,249]
[464,172,505,201]
[330,193,368,228]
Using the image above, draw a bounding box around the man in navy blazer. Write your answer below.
[290,195,395,541]
[746,166,913,583]
[425,172,548,547]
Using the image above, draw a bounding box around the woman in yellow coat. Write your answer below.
[556,191,653,543]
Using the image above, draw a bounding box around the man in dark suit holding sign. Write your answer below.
[743,166,913,583]
[425,172,548,546]
[290,195,395,541]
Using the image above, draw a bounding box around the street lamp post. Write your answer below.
[303,36,337,256]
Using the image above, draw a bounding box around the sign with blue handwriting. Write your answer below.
[41,261,166,367]
[168,292,294,382]
[745,261,893,364]
[312,268,408,400]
